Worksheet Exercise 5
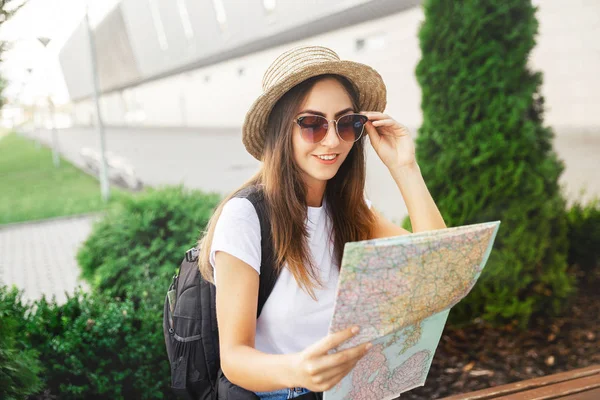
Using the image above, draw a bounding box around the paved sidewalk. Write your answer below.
[0,214,100,305]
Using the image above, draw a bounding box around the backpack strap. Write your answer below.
[235,185,279,318]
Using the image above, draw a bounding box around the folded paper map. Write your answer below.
[324,221,501,400]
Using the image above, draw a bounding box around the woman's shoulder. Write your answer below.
[221,196,259,221]
[210,196,262,273]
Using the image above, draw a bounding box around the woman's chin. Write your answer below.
[308,169,338,182]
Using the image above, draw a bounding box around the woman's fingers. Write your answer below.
[307,341,372,378]
[361,111,390,120]
[372,119,396,126]
[313,343,372,383]
[314,368,358,393]
[327,341,372,369]
[297,327,373,392]
[307,326,359,356]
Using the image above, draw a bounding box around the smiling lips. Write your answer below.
[313,154,339,164]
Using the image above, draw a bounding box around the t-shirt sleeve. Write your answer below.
[210,197,262,285]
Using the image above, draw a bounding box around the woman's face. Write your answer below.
[292,77,356,188]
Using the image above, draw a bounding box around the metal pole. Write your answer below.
[37,38,60,163]
[85,7,110,202]
[32,101,41,149]
[48,97,60,167]
[24,68,41,148]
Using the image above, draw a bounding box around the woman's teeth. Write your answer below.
[317,154,337,160]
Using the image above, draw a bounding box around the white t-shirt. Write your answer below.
[209,195,371,355]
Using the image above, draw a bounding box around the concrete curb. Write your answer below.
[0,212,106,231]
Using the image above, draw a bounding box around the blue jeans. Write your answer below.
[255,387,311,399]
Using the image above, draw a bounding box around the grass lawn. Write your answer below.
[0,132,121,225]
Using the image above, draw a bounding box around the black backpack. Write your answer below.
[163,186,281,400]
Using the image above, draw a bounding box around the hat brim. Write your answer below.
[242,60,387,161]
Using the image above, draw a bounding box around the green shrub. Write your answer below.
[414,0,574,326]
[0,286,43,400]
[77,185,220,298]
[20,279,176,400]
[567,197,600,277]
[1,185,221,398]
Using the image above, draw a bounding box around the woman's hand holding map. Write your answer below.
[289,326,373,392]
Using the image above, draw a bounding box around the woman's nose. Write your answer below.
[320,122,341,147]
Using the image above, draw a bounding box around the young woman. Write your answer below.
[197,46,446,400]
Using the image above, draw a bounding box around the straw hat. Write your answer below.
[242,45,387,161]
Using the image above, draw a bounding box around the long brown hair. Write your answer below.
[197,74,376,298]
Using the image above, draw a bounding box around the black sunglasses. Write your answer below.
[295,113,368,144]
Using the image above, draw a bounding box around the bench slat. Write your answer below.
[440,365,600,399]
[559,387,600,400]
[506,374,600,400]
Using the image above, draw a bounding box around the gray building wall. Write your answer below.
[59,4,142,101]
[58,21,94,102]
[59,0,418,99]
[95,4,141,91]
[59,0,600,130]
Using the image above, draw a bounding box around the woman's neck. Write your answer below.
[305,181,327,207]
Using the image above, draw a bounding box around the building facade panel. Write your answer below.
[66,0,600,129]
[58,22,94,102]
[94,4,142,92]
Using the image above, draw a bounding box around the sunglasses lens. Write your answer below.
[298,115,328,143]
[337,114,367,142]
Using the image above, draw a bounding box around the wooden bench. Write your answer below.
[441,365,600,400]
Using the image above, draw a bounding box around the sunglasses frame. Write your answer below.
[294,113,368,144]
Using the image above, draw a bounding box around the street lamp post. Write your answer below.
[37,36,60,167]
[84,7,110,202]
[22,67,41,149]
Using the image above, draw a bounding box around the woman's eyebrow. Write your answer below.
[297,107,354,118]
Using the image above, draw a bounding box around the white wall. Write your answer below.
[71,0,600,131]
[529,0,600,130]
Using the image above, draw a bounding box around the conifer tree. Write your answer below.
[415,0,573,325]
